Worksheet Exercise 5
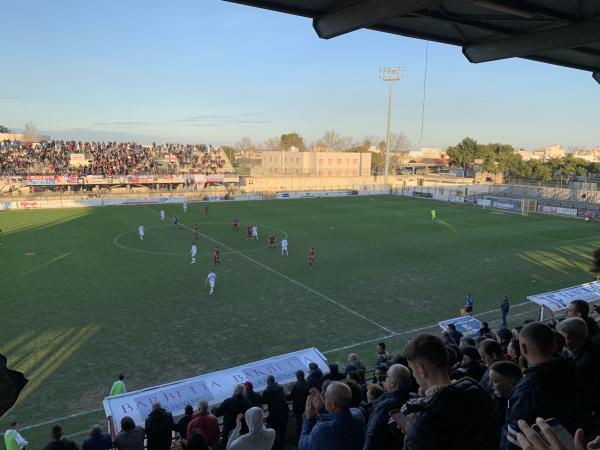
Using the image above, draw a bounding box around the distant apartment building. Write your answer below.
[571,149,600,162]
[260,151,371,176]
[527,145,566,161]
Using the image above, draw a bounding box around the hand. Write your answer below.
[309,387,324,412]
[516,418,587,450]
[235,413,243,425]
[586,435,600,450]
[304,393,317,419]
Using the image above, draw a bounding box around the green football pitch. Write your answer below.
[1,195,598,446]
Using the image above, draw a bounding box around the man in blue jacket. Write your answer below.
[299,382,365,450]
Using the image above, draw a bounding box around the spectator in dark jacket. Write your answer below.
[478,339,506,393]
[288,370,310,442]
[401,334,501,450]
[558,317,600,432]
[446,324,463,345]
[376,342,392,366]
[243,381,262,408]
[306,362,325,391]
[213,385,252,449]
[345,353,366,384]
[501,322,582,450]
[145,402,175,450]
[488,361,522,419]
[260,375,289,450]
[82,425,112,450]
[324,363,345,381]
[174,405,194,441]
[363,364,412,450]
[455,345,486,382]
[114,417,145,450]
[496,327,513,354]
[43,425,79,450]
[566,300,600,344]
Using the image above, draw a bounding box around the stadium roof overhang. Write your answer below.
[224,0,600,84]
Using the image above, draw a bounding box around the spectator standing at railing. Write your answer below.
[345,353,366,384]
[242,381,262,408]
[288,370,310,443]
[213,385,251,449]
[186,401,219,450]
[113,417,144,450]
[175,405,194,442]
[43,425,79,450]
[82,425,112,450]
[145,402,175,450]
[306,362,324,391]
[375,342,391,366]
[260,375,289,450]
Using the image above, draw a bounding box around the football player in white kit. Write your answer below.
[251,225,258,241]
[191,242,197,264]
[206,270,216,295]
[160,209,165,221]
[281,237,288,256]
[183,201,187,213]
[138,225,145,240]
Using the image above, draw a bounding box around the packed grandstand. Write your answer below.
[0,140,233,177]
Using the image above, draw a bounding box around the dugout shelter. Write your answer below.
[528,280,600,321]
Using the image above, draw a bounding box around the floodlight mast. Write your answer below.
[380,67,403,186]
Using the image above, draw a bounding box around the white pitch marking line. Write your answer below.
[20,251,73,276]
[20,408,103,431]
[322,301,533,354]
[141,206,395,335]
[21,302,536,430]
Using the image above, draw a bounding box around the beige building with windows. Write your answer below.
[259,151,371,176]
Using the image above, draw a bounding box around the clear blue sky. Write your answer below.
[1,0,599,149]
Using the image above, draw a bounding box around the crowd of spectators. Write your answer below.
[0,140,230,176]
[7,299,600,450]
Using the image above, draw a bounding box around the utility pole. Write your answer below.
[380,67,403,186]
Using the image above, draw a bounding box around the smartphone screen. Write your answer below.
[532,418,575,450]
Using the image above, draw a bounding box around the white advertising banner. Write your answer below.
[0,201,17,211]
[70,153,86,165]
[103,348,328,431]
[528,281,600,312]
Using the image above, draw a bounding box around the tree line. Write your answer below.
[447,137,598,182]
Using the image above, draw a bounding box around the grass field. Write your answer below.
[2,195,599,446]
